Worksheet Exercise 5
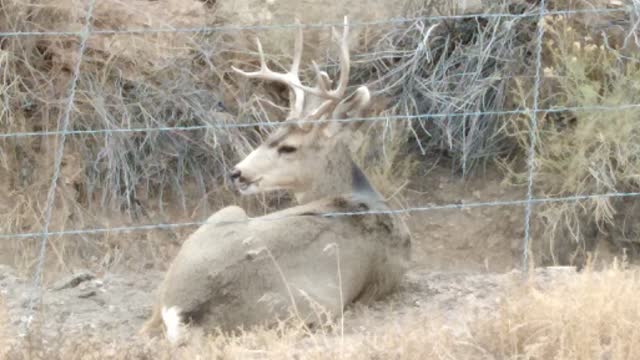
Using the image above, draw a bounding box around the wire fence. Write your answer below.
[2,0,639,332]
[0,6,630,37]
[522,0,546,270]
[19,0,97,331]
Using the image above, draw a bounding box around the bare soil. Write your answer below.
[3,263,581,348]
[0,163,539,348]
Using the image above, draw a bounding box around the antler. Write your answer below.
[232,16,352,123]
[300,17,350,101]
[231,21,306,120]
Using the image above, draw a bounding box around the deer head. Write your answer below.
[230,17,372,202]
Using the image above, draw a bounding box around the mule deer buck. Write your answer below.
[140,17,411,344]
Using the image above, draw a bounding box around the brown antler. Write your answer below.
[232,16,352,123]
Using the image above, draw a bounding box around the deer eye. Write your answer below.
[277,145,297,154]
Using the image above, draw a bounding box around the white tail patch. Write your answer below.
[161,306,183,344]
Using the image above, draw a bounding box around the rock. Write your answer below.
[77,290,97,299]
[51,271,95,291]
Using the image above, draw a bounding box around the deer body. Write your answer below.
[141,18,410,343]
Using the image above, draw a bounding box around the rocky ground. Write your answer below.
[1,262,577,347]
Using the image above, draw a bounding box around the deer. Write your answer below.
[139,17,411,344]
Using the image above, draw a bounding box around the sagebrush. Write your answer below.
[501,11,640,265]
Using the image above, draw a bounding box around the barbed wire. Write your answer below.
[2,190,640,240]
[20,0,96,333]
[0,7,630,38]
[1,103,640,139]
[522,0,546,271]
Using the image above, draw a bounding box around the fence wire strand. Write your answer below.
[3,191,640,241]
[0,7,630,38]
[20,0,96,333]
[1,103,640,139]
[522,0,546,271]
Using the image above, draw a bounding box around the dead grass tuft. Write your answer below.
[500,10,640,265]
[471,264,640,359]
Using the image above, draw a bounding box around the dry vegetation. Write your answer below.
[470,263,640,359]
[501,7,640,265]
[3,264,640,359]
[2,0,640,357]
[0,0,543,275]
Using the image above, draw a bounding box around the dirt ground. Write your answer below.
[0,163,539,348]
[2,263,580,347]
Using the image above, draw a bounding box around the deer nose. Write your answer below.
[230,168,242,181]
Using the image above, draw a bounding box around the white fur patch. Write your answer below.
[161,306,183,344]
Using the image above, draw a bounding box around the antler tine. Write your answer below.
[285,16,351,101]
[231,17,354,122]
[312,61,332,93]
[231,37,292,84]
[287,23,305,120]
[232,34,306,120]
[290,20,303,74]
[308,99,335,120]
[293,16,350,99]
[331,16,350,98]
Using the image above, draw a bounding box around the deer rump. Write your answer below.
[159,195,408,333]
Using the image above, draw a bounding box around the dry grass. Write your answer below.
[3,264,640,359]
[0,0,543,275]
[469,264,640,359]
[500,9,640,265]
[0,0,237,274]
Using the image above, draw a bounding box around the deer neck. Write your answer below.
[294,142,379,204]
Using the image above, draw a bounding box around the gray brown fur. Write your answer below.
[141,192,410,336]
